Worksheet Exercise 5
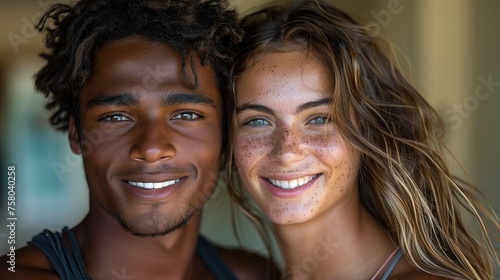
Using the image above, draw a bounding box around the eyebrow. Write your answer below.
[237,98,331,114]
[236,104,274,114]
[160,92,216,108]
[86,92,138,109]
[296,98,331,113]
[85,92,216,109]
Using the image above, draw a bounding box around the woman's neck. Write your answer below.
[275,205,398,279]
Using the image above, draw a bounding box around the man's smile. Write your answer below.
[127,179,181,189]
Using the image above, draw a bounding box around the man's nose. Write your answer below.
[129,120,176,163]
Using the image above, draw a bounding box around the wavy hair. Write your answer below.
[35,0,243,154]
[227,0,499,279]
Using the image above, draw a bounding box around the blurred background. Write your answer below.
[0,0,498,277]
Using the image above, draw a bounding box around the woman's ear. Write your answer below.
[68,116,82,154]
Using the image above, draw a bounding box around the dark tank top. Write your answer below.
[29,227,238,280]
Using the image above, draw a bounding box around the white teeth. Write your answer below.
[268,175,317,190]
[128,179,180,189]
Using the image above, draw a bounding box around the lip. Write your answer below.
[121,176,187,200]
[261,174,321,198]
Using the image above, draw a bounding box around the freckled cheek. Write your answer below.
[234,135,273,169]
[302,134,342,159]
[306,134,359,173]
[327,143,360,183]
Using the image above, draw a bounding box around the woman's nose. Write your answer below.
[268,125,306,165]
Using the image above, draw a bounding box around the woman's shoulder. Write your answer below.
[390,256,453,280]
[392,270,452,279]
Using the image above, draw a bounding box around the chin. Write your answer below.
[267,209,314,226]
[120,217,191,237]
[116,204,194,237]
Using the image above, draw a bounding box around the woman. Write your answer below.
[227,0,499,279]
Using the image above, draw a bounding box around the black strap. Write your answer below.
[29,227,91,280]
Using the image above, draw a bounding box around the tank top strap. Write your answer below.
[380,248,404,280]
[29,227,91,280]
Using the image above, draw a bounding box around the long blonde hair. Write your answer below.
[226,0,499,279]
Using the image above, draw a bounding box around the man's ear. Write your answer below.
[68,116,82,154]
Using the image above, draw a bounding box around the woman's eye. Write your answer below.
[308,115,330,125]
[244,118,270,126]
[172,112,200,120]
[101,114,131,122]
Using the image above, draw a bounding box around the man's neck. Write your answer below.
[73,205,203,280]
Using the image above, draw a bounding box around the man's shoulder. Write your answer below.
[215,246,281,280]
[0,244,59,280]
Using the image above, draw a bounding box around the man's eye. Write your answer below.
[101,115,131,122]
[172,112,200,120]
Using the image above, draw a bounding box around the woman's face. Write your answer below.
[234,50,361,225]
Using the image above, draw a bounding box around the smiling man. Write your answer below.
[76,38,223,240]
[0,0,275,279]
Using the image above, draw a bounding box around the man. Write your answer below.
[0,0,275,279]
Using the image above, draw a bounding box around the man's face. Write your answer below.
[68,36,223,237]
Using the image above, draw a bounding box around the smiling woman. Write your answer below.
[227,0,500,279]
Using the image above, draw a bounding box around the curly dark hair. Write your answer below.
[34,0,243,135]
